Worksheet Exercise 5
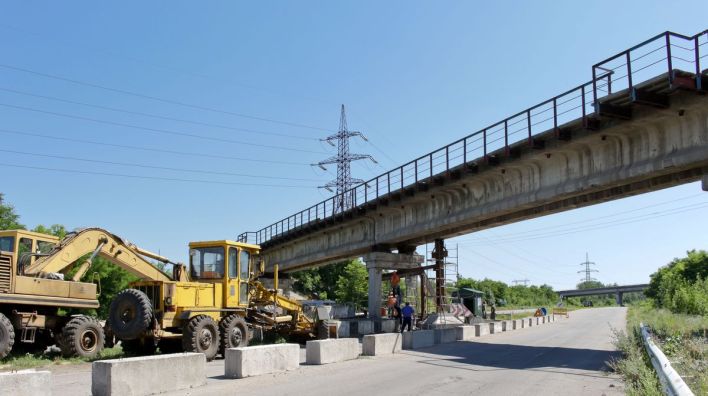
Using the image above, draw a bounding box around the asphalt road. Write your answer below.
[50,307,626,396]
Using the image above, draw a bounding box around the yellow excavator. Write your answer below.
[0,228,317,361]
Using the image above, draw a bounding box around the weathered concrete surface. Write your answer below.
[433,328,458,344]
[337,320,350,338]
[263,91,708,271]
[456,325,476,341]
[489,322,503,334]
[474,323,489,337]
[364,252,423,318]
[376,318,396,333]
[362,333,402,356]
[511,319,521,330]
[501,321,511,331]
[306,338,359,365]
[0,370,51,396]
[92,353,205,396]
[225,344,299,379]
[350,320,374,336]
[402,330,434,350]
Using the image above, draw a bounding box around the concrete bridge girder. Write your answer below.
[263,91,708,272]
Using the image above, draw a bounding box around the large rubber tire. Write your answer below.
[121,338,157,356]
[0,313,15,359]
[60,316,105,358]
[109,289,153,340]
[182,315,219,361]
[219,315,248,355]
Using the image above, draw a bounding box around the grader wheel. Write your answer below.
[183,315,219,361]
[0,312,15,359]
[60,316,105,358]
[108,289,153,340]
[219,314,249,355]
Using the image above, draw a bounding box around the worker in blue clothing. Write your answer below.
[400,302,414,332]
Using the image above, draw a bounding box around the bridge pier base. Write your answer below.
[616,291,624,307]
[363,252,424,319]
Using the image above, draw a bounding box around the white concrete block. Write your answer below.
[474,323,488,337]
[456,325,476,341]
[338,320,350,338]
[511,319,521,330]
[536,317,541,325]
[353,320,374,335]
[489,322,503,334]
[0,370,51,396]
[501,321,513,331]
[92,353,205,396]
[306,338,359,365]
[225,344,300,379]
[402,330,434,349]
[379,318,396,333]
[528,318,534,327]
[362,333,402,356]
[433,328,457,344]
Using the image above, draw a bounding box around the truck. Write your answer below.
[0,227,318,361]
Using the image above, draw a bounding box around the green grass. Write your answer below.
[0,346,124,371]
[611,301,708,395]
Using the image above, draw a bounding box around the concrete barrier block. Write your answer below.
[511,319,520,330]
[92,353,205,396]
[501,321,512,331]
[536,317,541,325]
[489,322,503,334]
[225,344,300,379]
[527,318,533,327]
[351,320,374,336]
[434,328,457,344]
[402,330,434,350]
[0,370,51,396]
[541,316,546,324]
[362,333,402,356]
[457,325,476,341]
[338,320,350,338]
[306,338,359,365]
[379,318,396,333]
[474,323,488,337]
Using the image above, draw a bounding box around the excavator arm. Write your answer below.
[24,228,185,282]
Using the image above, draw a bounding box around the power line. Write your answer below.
[0,127,312,166]
[0,63,331,132]
[0,87,319,141]
[0,102,327,154]
[512,279,530,286]
[0,149,326,182]
[0,162,316,189]
[457,193,705,244]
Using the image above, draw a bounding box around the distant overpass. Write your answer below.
[557,284,649,306]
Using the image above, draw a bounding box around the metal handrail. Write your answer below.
[238,29,707,245]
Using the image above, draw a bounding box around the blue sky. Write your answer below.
[1,1,706,290]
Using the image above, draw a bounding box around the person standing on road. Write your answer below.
[401,302,414,333]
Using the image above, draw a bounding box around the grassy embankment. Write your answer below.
[0,346,124,371]
[611,301,708,395]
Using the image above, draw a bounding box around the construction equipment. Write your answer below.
[0,227,319,361]
[0,227,188,359]
[108,240,319,361]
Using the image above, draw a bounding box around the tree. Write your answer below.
[334,259,368,309]
[0,193,25,230]
[32,224,68,239]
[291,262,348,300]
[646,250,708,315]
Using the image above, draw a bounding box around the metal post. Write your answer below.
[414,161,418,183]
[429,154,433,179]
[527,110,532,145]
[504,120,509,156]
[431,239,448,313]
[695,35,701,90]
[483,129,487,159]
[592,67,598,105]
[626,51,633,90]
[463,138,467,163]
[553,98,558,131]
[666,33,673,84]
[445,146,449,171]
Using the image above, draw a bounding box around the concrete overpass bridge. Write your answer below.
[238,30,708,316]
[558,284,649,306]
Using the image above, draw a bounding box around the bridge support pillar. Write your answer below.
[363,252,424,319]
[616,291,624,306]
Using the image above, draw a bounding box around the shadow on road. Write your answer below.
[402,341,619,377]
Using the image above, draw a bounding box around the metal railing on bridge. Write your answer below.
[238,29,708,246]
